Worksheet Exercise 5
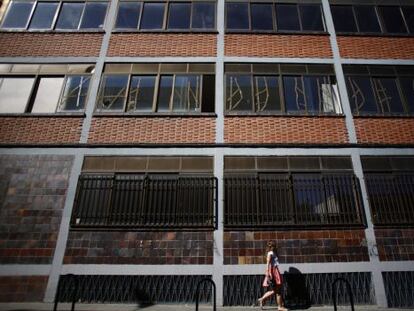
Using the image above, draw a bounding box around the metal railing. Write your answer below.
[71,174,217,229]
[365,173,414,226]
[224,173,365,229]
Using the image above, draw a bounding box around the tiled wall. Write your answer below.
[376,229,414,261]
[0,276,48,302]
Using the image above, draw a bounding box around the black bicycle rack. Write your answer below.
[195,278,216,311]
[53,274,78,311]
[332,277,355,311]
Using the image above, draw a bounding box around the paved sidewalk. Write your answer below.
[0,303,413,311]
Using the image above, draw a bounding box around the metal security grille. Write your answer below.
[56,274,212,303]
[71,174,217,229]
[224,173,364,229]
[383,271,414,308]
[365,173,414,226]
[223,272,374,306]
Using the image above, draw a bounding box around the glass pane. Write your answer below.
[226,3,249,30]
[58,76,90,111]
[80,2,108,29]
[32,77,65,113]
[253,76,280,112]
[276,4,300,31]
[251,4,273,31]
[400,77,414,113]
[283,76,305,113]
[157,76,173,112]
[192,2,215,29]
[140,3,165,29]
[127,76,156,112]
[346,76,378,114]
[55,2,84,30]
[354,6,381,33]
[378,6,407,34]
[299,4,324,31]
[115,2,141,29]
[402,7,414,33]
[29,2,59,29]
[226,75,252,112]
[97,75,128,111]
[373,78,404,114]
[168,3,191,29]
[1,1,34,29]
[172,75,201,112]
[331,6,357,32]
[0,78,35,113]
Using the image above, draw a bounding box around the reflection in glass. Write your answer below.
[116,2,141,29]
[303,76,341,113]
[32,77,65,113]
[276,4,300,31]
[226,75,252,111]
[299,4,324,31]
[127,76,156,112]
[157,76,173,112]
[55,2,84,29]
[59,76,90,111]
[347,76,377,114]
[251,4,273,31]
[226,3,249,30]
[29,2,59,29]
[378,6,407,33]
[403,7,414,33]
[1,1,34,28]
[283,76,305,112]
[98,75,128,111]
[354,6,381,33]
[80,2,108,29]
[192,2,215,29]
[0,78,35,113]
[400,77,414,113]
[140,3,165,29]
[168,3,191,29]
[253,76,280,111]
[172,75,201,112]
[373,78,404,114]
[331,6,357,32]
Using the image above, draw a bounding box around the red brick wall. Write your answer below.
[88,117,216,144]
[225,35,333,58]
[354,118,414,145]
[224,117,349,144]
[0,117,83,144]
[376,229,414,261]
[224,230,369,264]
[64,231,213,264]
[0,276,48,302]
[0,33,103,57]
[108,34,217,57]
[338,36,414,59]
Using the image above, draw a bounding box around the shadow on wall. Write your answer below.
[283,267,311,310]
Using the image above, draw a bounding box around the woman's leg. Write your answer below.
[275,286,288,310]
[258,290,274,306]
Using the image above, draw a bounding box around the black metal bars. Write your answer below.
[224,173,365,229]
[71,174,217,229]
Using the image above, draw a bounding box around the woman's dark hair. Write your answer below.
[266,241,276,253]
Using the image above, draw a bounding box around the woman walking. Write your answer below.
[257,241,287,310]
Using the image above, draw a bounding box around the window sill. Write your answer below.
[112,29,218,34]
[225,30,329,36]
[337,32,414,38]
[0,29,105,34]
[93,112,217,118]
[0,113,85,118]
[224,113,345,118]
[353,114,414,119]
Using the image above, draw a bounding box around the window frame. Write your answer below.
[225,1,326,34]
[113,0,217,32]
[0,0,109,31]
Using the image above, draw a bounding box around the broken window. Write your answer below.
[58,76,91,111]
[172,75,201,112]
[97,75,129,111]
[347,76,378,114]
[127,76,156,112]
[253,76,281,112]
[283,76,306,113]
[226,75,252,111]
[373,78,404,114]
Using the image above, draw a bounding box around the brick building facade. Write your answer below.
[0,0,413,308]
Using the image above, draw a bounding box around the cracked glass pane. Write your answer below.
[98,75,128,111]
[172,75,201,112]
[127,75,156,112]
[373,78,404,114]
[253,76,280,112]
[58,76,90,111]
[346,76,377,114]
[283,76,305,113]
[226,75,252,112]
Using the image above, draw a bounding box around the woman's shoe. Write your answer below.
[277,307,288,311]
[257,298,264,309]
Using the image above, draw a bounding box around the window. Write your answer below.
[0,65,93,113]
[345,65,414,115]
[225,64,341,115]
[115,1,216,30]
[226,2,325,32]
[1,1,109,30]
[97,63,215,113]
[331,4,413,35]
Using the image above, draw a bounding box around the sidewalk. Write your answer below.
[0,303,413,311]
